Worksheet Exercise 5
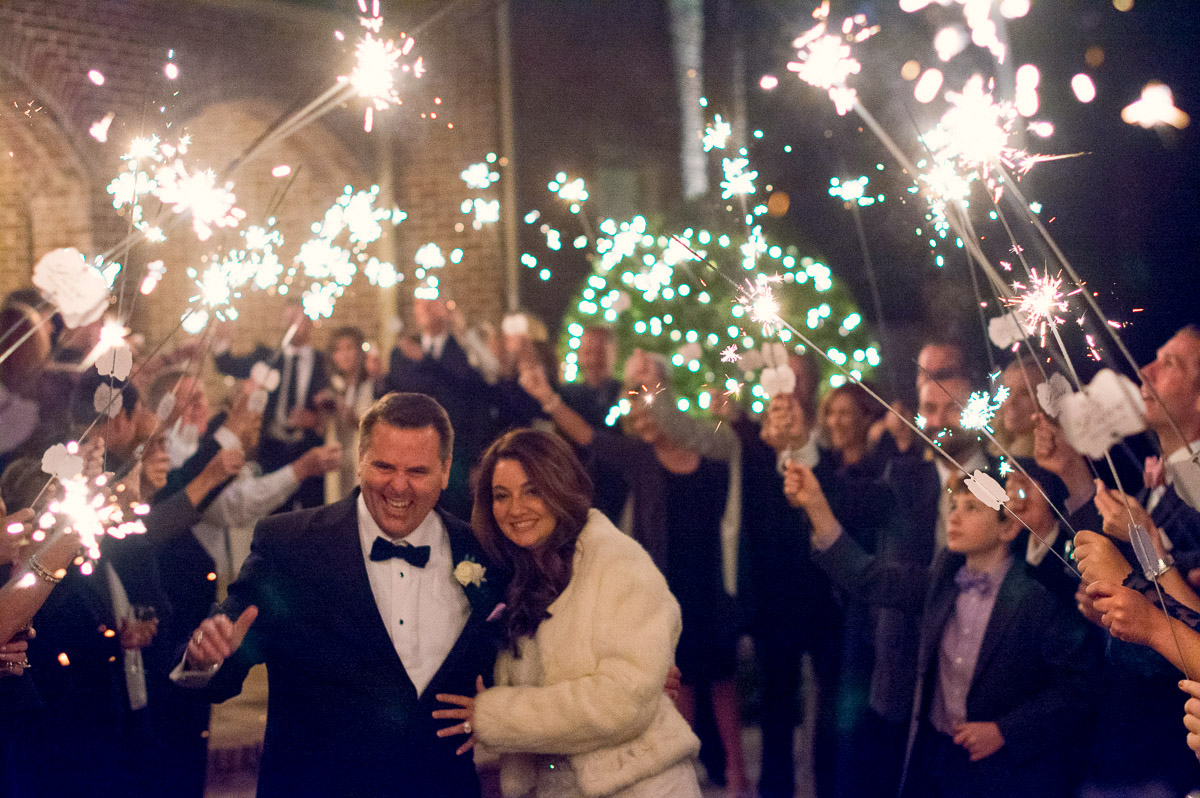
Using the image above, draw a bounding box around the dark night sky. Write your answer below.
[741,0,1200,381]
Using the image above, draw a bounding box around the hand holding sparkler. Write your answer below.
[517,362,555,406]
[1092,481,1155,544]
[761,395,807,454]
[294,444,343,482]
[783,462,841,548]
[118,615,159,651]
[1087,582,1170,647]
[0,634,31,678]
[868,401,916,454]
[186,605,258,670]
[1033,414,1093,503]
[1072,530,1133,585]
[1178,680,1200,761]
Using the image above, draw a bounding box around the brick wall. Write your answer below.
[0,0,508,381]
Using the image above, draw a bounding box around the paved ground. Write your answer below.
[204,663,819,798]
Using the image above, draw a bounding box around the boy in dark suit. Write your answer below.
[784,462,1097,797]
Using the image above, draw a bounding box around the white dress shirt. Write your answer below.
[192,463,301,580]
[420,333,449,360]
[356,496,470,696]
[172,498,472,692]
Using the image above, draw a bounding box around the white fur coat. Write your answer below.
[473,510,700,797]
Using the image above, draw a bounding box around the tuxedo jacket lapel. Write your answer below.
[972,564,1027,682]
[423,511,502,699]
[320,495,417,695]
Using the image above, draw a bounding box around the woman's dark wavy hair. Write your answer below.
[471,428,593,654]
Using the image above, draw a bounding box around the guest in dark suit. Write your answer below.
[559,326,627,522]
[385,298,492,520]
[212,303,329,509]
[173,393,505,798]
[785,463,1096,798]
[1004,459,1079,604]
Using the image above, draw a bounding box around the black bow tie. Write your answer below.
[369,537,431,567]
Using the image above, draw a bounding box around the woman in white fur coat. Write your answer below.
[433,428,701,798]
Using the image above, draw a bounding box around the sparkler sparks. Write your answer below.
[786,1,878,116]
[1122,82,1190,130]
[738,276,784,333]
[339,2,422,132]
[721,157,758,199]
[702,115,733,152]
[1007,269,1082,346]
[154,161,246,241]
[960,386,1009,432]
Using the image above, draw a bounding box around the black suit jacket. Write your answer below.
[385,338,492,519]
[814,536,1097,796]
[194,494,504,798]
[214,344,329,468]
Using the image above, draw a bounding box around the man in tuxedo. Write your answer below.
[385,297,491,519]
[212,302,330,509]
[174,392,504,798]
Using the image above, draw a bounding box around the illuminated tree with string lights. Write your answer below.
[557,213,880,421]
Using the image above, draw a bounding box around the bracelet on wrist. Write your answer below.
[27,556,64,585]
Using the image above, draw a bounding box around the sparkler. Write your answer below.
[786,1,878,116]
[702,115,733,152]
[960,386,1009,432]
[1122,82,1190,130]
[720,158,758,199]
[339,0,423,132]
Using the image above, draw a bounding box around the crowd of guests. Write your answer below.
[1,284,1200,798]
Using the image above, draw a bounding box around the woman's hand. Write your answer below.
[1093,480,1155,544]
[433,675,485,755]
[1087,581,1166,646]
[1180,679,1200,760]
[0,633,31,678]
[1073,529,1133,585]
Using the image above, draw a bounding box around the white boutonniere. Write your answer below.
[453,557,486,588]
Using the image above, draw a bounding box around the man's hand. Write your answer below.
[288,408,319,430]
[1179,680,1200,760]
[1093,480,1155,544]
[396,338,424,362]
[1087,581,1166,646]
[868,401,915,452]
[952,721,1004,761]
[118,617,159,651]
[1033,414,1094,504]
[782,462,827,511]
[1075,583,1105,627]
[294,444,343,481]
[207,448,246,481]
[517,364,555,405]
[224,388,260,443]
[186,606,258,669]
[1073,529,1133,585]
